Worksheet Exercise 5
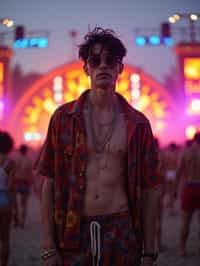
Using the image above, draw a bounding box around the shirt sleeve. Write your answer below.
[140,122,161,189]
[34,113,57,179]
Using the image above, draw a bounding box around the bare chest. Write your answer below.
[84,108,127,156]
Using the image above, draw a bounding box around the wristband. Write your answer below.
[41,248,57,260]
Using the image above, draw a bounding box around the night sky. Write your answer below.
[1,0,200,82]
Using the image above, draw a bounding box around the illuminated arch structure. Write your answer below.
[8,61,178,147]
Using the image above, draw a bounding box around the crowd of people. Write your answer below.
[0,27,200,266]
[0,128,199,266]
[155,134,200,257]
[0,134,35,266]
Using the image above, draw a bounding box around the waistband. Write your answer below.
[81,210,130,223]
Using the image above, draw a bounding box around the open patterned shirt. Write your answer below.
[36,89,159,250]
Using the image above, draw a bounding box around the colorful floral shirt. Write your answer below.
[36,89,160,250]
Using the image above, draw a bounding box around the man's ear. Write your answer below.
[119,63,124,74]
[83,64,89,76]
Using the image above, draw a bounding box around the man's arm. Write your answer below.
[141,186,160,266]
[142,187,159,251]
[41,177,56,249]
[138,121,160,265]
[41,177,63,265]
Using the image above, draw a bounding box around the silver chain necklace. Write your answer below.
[88,97,118,155]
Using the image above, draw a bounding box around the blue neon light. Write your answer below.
[163,37,174,46]
[13,38,48,48]
[135,36,147,46]
[148,35,160,45]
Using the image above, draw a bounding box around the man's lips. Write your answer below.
[96,73,111,78]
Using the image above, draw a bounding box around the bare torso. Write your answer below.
[83,96,129,216]
[15,155,32,181]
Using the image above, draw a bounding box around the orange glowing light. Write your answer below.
[65,70,90,102]
[184,58,200,80]
[64,93,76,102]
[32,96,43,107]
[43,98,57,114]
[28,110,40,124]
[136,95,150,110]
[155,120,165,131]
[0,84,3,98]
[0,62,4,82]
[43,88,52,98]
[185,80,200,94]
[154,105,164,118]
[117,80,129,92]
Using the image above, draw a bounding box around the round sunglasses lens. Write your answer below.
[106,56,118,66]
[89,57,101,68]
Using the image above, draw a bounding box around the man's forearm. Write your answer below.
[41,178,56,248]
[142,187,160,253]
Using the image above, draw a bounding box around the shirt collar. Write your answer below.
[66,88,144,126]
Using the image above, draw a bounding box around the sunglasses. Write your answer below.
[87,55,121,68]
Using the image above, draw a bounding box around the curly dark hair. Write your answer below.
[78,27,127,63]
[0,131,14,154]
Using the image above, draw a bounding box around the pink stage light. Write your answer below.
[0,100,4,111]
[0,100,4,120]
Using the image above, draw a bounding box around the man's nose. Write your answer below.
[99,58,108,67]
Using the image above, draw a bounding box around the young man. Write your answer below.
[0,131,16,266]
[175,132,200,256]
[37,27,160,266]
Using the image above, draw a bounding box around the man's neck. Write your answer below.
[89,88,116,111]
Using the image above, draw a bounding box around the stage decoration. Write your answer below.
[9,61,176,146]
[0,62,4,121]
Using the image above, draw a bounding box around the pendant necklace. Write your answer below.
[88,97,117,169]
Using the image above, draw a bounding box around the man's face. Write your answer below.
[84,43,123,91]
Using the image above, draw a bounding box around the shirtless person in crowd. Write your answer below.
[14,144,33,227]
[164,143,180,215]
[175,132,200,256]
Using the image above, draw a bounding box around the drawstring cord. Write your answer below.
[90,221,101,266]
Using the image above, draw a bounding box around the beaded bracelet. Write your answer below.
[41,248,57,260]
